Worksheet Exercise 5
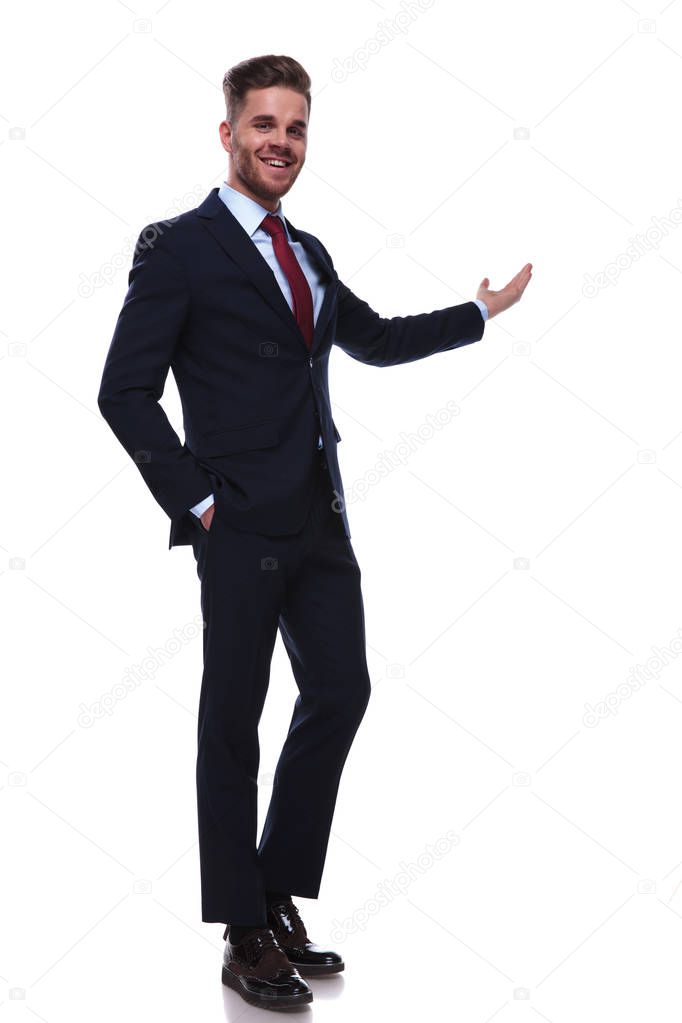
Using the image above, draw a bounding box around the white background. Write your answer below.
[2,0,682,1019]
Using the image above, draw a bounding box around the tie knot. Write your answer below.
[260,213,285,238]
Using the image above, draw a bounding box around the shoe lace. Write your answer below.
[243,928,281,963]
[272,898,308,941]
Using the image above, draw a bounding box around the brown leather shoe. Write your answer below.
[267,898,345,976]
[221,926,313,1009]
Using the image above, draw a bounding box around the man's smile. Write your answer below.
[258,155,293,171]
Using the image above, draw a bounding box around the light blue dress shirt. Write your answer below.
[190,181,488,518]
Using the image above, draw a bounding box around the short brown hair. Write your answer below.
[222,55,312,126]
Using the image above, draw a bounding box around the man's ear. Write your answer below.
[219,120,233,155]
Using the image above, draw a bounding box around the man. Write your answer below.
[97,53,532,1010]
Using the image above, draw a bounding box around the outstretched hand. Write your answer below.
[477,263,533,320]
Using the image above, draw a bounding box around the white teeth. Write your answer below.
[262,158,288,167]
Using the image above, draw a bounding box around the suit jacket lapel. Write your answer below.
[196,187,337,356]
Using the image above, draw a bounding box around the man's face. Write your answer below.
[219,86,308,211]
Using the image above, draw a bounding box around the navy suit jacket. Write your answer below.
[97,186,486,549]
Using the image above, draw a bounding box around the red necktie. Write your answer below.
[260,214,314,350]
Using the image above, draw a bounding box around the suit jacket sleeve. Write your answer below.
[317,242,485,368]
[332,278,486,368]
[97,228,214,521]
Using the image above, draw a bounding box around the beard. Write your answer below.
[231,141,299,205]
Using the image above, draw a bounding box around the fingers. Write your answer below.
[481,264,533,302]
[505,264,533,290]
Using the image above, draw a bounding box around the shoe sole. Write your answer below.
[222,965,313,1009]
[289,961,345,976]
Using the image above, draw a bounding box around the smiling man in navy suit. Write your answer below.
[98,53,532,1010]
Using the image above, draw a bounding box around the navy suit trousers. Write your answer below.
[190,448,372,924]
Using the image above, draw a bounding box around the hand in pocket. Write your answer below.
[200,503,215,533]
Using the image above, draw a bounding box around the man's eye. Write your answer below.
[255,123,304,135]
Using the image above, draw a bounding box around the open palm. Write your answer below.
[477,263,533,319]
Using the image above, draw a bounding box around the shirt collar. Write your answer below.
[217,180,290,240]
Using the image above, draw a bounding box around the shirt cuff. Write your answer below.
[472,298,488,321]
[190,493,215,517]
